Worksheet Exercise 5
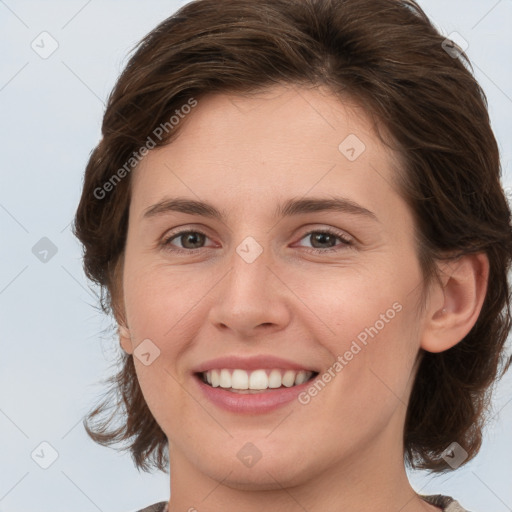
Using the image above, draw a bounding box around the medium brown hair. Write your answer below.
[73,0,512,473]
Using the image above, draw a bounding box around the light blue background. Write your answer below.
[0,1,511,511]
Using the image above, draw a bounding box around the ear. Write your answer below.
[118,322,134,355]
[421,253,489,353]
[111,255,133,354]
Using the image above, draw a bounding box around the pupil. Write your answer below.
[183,232,204,249]
[313,233,334,248]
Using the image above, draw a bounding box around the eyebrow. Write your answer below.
[142,196,378,222]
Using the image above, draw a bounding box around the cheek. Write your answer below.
[123,262,195,340]
[311,263,423,399]
[333,295,422,420]
[303,263,418,346]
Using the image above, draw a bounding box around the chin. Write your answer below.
[198,447,316,490]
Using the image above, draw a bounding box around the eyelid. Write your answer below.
[160,226,216,250]
[292,226,354,253]
[296,224,354,243]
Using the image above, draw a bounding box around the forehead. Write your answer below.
[130,84,403,223]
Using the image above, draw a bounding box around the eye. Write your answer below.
[295,228,353,254]
[160,227,353,254]
[161,229,212,253]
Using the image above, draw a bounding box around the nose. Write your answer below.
[207,242,292,339]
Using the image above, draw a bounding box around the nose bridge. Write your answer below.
[226,234,274,302]
[207,233,291,335]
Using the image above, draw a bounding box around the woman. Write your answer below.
[73,0,512,511]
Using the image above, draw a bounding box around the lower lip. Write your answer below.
[194,374,317,414]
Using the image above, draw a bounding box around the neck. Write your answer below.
[165,408,437,512]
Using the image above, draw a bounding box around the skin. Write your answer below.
[118,84,489,512]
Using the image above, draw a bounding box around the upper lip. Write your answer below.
[191,355,320,374]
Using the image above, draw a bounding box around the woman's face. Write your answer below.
[120,85,430,488]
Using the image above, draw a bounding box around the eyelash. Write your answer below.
[160,228,353,255]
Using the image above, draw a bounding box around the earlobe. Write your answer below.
[421,253,489,353]
[118,323,134,354]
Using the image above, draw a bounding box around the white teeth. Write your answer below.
[201,368,315,390]
[249,369,268,390]
[282,370,296,387]
[211,369,220,387]
[231,369,249,389]
[219,369,231,388]
[294,370,309,385]
[268,369,282,388]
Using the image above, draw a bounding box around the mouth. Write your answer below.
[195,368,319,394]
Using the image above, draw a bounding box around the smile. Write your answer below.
[198,368,318,392]
[194,368,321,414]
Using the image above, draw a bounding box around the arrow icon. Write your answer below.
[236,237,263,263]
[31,441,59,469]
[32,237,58,263]
[339,134,365,161]
[442,32,468,58]
[134,339,161,366]
[31,31,59,59]
[441,441,467,469]
[236,442,263,467]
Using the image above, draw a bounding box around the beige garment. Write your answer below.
[420,494,471,512]
[136,494,471,512]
